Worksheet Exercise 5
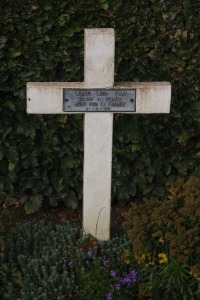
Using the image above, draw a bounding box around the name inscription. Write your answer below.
[63,89,136,112]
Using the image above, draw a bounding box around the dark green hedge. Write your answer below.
[0,0,200,212]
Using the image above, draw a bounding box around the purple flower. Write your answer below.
[103,258,110,266]
[130,269,137,283]
[120,269,137,287]
[111,270,117,277]
[106,292,112,300]
[87,250,93,257]
[115,284,121,291]
[67,261,73,268]
[120,275,131,287]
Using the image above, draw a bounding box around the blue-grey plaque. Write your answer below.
[63,89,136,112]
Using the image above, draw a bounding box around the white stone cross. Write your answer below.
[27,28,171,241]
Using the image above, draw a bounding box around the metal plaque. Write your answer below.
[63,89,136,112]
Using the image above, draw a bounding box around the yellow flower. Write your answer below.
[135,254,145,264]
[144,261,155,267]
[158,253,168,264]
[124,258,130,264]
[123,249,131,264]
[158,236,165,244]
[189,265,200,281]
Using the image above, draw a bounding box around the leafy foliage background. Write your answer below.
[0,0,199,212]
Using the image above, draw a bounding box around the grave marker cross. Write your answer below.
[27,28,171,241]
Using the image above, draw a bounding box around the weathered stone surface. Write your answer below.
[84,28,115,88]
[83,29,114,240]
[83,113,113,240]
[27,82,171,114]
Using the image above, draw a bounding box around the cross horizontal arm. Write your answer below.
[27,82,171,114]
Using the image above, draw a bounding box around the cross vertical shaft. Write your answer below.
[83,29,115,240]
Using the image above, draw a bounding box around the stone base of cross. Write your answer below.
[27,29,171,241]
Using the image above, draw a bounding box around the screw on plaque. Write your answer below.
[65,98,69,102]
[130,98,134,102]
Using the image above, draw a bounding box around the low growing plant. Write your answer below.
[0,220,137,299]
[80,258,138,300]
[123,176,200,299]
[138,256,200,300]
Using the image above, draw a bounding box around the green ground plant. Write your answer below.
[80,260,138,300]
[0,220,138,299]
[1,176,200,300]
